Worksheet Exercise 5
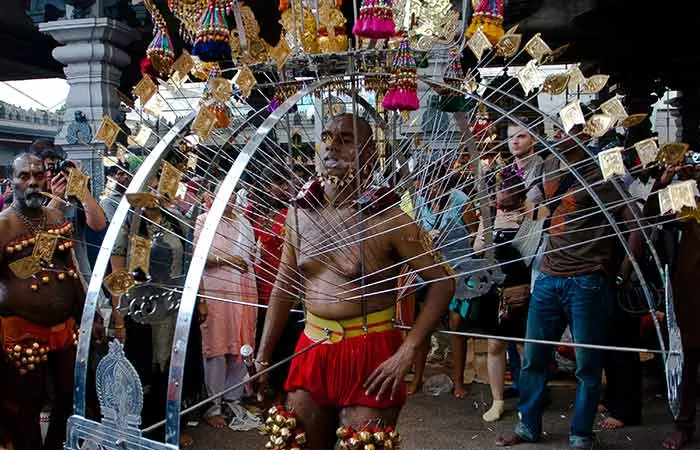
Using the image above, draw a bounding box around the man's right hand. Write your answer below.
[254,360,270,402]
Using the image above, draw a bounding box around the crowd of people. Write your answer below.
[0,110,697,450]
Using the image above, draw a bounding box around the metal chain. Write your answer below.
[11,206,47,235]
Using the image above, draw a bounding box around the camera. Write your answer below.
[46,159,76,178]
[684,151,700,166]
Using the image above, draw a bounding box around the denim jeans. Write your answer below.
[515,272,613,449]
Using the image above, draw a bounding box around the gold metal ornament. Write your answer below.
[566,64,585,91]
[95,115,121,148]
[496,32,522,58]
[103,269,137,297]
[317,0,348,53]
[657,143,689,166]
[393,0,459,46]
[280,2,318,53]
[128,235,151,274]
[230,4,270,64]
[192,106,216,140]
[600,95,628,124]
[581,74,610,94]
[269,39,291,70]
[659,180,698,214]
[679,205,700,224]
[233,65,257,98]
[133,75,158,105]
[467,28,493,61]
[634,138,659,167]
[9,256,41,279]
[597,147,626,181]
[66,168,90,203]
[524,33,551,63]
[126,193,160,209]
[622,114,648,128]
[542,43,570,64]
[128,126,152,147]
[32,233,58,263]
[172,50,195,78]
[559,100,586,133]
[209,78,233,103]
[157,161,183,201]
[187,152,198,170]
[517,59,542,95]
[541,73,570,95]
[584,114,615,138]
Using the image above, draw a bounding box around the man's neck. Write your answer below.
[515,152,533,170]
[12,202,42,217]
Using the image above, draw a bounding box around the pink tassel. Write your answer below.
[381,91,397,110]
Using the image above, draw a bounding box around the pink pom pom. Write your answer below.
[382,90,398,110]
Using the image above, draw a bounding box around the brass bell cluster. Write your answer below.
[3,341,49,375]
[336,424,400,450]
[262,405,308,450]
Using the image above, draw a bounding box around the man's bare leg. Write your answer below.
[0,359,45,450]
[286,390,337,450]
[340,406,401,431]
[45,348,75,450]
[449,312,469,398]
[408,339,429,395]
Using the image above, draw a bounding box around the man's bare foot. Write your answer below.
[180,433,194,447]
[407,380,423,395]
[453,383,470,398]
[206,415,227,429]
[598,417,625,430]
[496,433,525,447]
[662,430,693,450]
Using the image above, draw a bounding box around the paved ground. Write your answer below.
[185,382,695,450]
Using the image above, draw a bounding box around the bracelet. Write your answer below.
[113,324,126,330]
[256,360,270,368]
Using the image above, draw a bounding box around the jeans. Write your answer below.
[515,272,613,449]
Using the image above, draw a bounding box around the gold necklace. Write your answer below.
[12,206,46,235]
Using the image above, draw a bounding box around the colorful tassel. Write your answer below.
[353,0,395,39]
[465,0,504,45]
[192,1,231,62]
[438,47,467,112]
[144,4,174,78]
[381,36,419,112]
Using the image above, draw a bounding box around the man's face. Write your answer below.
[13,157,46,209]
[319,115,373,178]
[507,125,534,159]
[115,170,130,191]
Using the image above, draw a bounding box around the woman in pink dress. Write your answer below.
[194,202,258,428]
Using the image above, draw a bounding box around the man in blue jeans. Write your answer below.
[496,139,642,449]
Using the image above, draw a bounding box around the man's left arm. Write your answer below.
[48,170,107,232]
[617,202,645,284]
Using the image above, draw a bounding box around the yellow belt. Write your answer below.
[304,307,395,344]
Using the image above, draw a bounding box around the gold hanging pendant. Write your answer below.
[541,73,570,95]
[581,74,609,94]
[65,168,90,203]
[467,28,493,61]
[133,75,158,105]
[524,33,551,63]
[559,100,586,133]
[104,269,137,297]
[9,256,42,279]
[126,193,160,209]
[657,143,689,166]
[157,161,183,201]
[517,60,543,95]
[172,50,195,78]
[233,65,257,98]
[584,114,615,138]
[622,114,648,128]
[32,233,59,263]
[192,106,216,140]
[597,147,626,181]
[95,115,121,148]
[634,138,659,167]
[128,235,152,275]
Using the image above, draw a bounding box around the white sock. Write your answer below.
[482,400,505,422]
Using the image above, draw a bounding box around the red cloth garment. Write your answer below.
[285,329,406,409]
[248,204,288,305]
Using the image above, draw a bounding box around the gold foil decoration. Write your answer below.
[269,39,291,70]
[104,269,137,297]
[128,126,152,147]
[541,73,570,95]
[128,235,151,274]
[467,28,493,61]
[126,193,159,209]
[95,115,121,148]
[115,143,128,163]
[559,100,586,133]
[192,106,216,140]
[175,182,188,200]
[517,59,542,95]
[166,70,186,92]
[172,50,195,78]
[597,147,626,181]
[566,64,585,91]
[317,0,348,53]
[679,205,700,224]
[209,78,233,103]
[33,233,58,263]
[622,114,648,128]
[9,256,41,279]
[496,32,522,58]
[584,114,615,138]
[542,44,570,64]
[144,97,164,118]
[280,2,318,53]
[634,138,659,167]
[157,161,183,200]
[657,143,689,166]
[233,65,257,98]
[133,75,157,105]
[659,180,698,214]
[463,78,479,93]
[600,95,628,124]
[524,33,551,63]
[187,152,198,170]
[230,4,270,64]
[582,74,609,94]
[65,168,89,203]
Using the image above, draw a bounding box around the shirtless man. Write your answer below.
[256,114,455,449]
[0,154,85,450]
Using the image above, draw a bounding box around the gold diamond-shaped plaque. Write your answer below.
[679,205,700,224]
[9,256,41,279]
[166,70,186,92]
[467,28,493,61]
[104,269,137,297]
[144,97,164,118]
[543,44,570,64]
[559,100,586,133]
[128,126,152,147]
[269,39,291,70]
[128,235,151,274]
[209,77,233,103]
[496,33,522,58]
[126,193,159,209]
[634,138,659,167]
[66,168,89,203]
[233,65,257,97]
[622,114,647,128]
[133,75,157,105]
[524,33,551,63]
[517,59,542,95]
[157,161,183,200]
[600,95,628,123]
[584,114,615,138]
[541,73,570,95]
[192,106,216,140]
[660,180,698,214]
[33,232,58,263]
[172,50,195,78]
[582,74,610,94]
[657,143,689,166]
[95,115,121,148]
[187,152,198,170]
[567,64,585,91]
[597,147,626,181]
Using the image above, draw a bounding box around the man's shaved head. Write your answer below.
[12,153,46,210]
[320,114,376,179]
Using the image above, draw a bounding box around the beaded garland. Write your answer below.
[262,404,308,450]
[336,424,401,449]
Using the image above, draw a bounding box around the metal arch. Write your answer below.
[72,111,197,416]
[419,76,667,354]
[163,79,332,445]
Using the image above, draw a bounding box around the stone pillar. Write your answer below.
[39,17,137,146]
